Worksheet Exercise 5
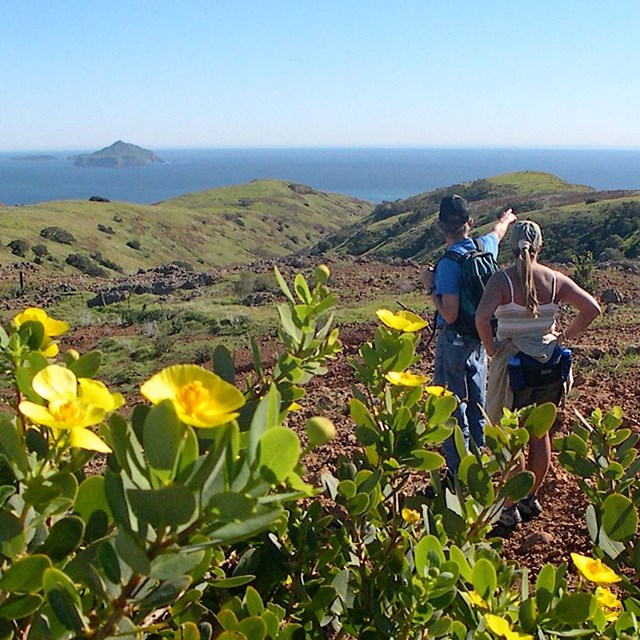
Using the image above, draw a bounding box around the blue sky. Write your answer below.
[2,1,639,151]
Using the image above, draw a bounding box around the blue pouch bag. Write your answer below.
[508,345,572,392]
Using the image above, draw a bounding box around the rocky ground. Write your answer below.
[2,255,639,579]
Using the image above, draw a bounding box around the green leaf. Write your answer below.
[97,540,121,585]
[248,385,281,466]
[448,545,473,582]
[276,304,302,341]
[427,395,457,427]
[143,400,184,481]
[502,471,535,503]
[210,575,256,589]
[0,594,43,620]
[210,493,256,522]
[42,568,85,632]
[144,576,192,607]
[67,350,102,378]
[257,427,301,483]
[459,458,494,506]
[0,418,29,476]
[349,398,377,430]
[535,563,556,613]
[213,345,235,385]
[602,493,638,541]
[150,551,206,581]
[293,273,312,303]
[0,509,23,542]
[471,558,497,599]
[115,529,151,576]
[40,516,84,560]
[414,535,445,577]
[553,592,595,625]
[274,266,295,304]
[245,586,264,615]
[0,555,52,594]
[525,402,557,438]
[206,508,283,545]
[411,449,445,471]
[75,475,112,524]
[128,485,196,528]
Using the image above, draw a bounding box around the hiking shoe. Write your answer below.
[517,494,543,521]
[498,505,522,529]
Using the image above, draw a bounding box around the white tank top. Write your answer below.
[495,271,558,341]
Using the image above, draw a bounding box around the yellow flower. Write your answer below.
[13,307,69,357]
[287,402,303,412]
[466,590,489,610]
[18,365,113,453]
[401,508,421,525]
[13,307,69,337]
[140,364,245,428]
[571,553,622,585]
[485,614,533,640]
[425,385,454,397]
[376,309,428,333]
[385,371,428,386]
[596,587,622,622]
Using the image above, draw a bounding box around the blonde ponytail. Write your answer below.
[515,243,539,316]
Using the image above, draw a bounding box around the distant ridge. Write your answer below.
[72,140,163,168]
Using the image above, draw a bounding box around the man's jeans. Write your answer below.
[433,327,487,474]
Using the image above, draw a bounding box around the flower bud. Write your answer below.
[306,416,336,447]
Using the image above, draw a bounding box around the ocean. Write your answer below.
[1,147,639,207]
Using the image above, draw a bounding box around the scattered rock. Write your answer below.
[601,288,623,304]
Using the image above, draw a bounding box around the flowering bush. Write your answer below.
[0,269,638,639]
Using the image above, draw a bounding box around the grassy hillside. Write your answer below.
[309,171,640,264]
[0,180,372,274]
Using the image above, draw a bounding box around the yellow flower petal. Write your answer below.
[401,508,421,525]
[19,399,105,430]
[13,307,69,336]
[140,364,245,428]
[32,365,77,402]
[79,379,125,412]
[571,553,622,585]
[376,309,428,332]
[485,614,533,640]
[386,371,428,387]
[68,427,112,453]
[466,590,489,610]
[425,385,454,397]
[596,586,622,622]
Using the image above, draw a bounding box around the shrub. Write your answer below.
[126,238,141,250]
[32,243,49,257]
[40,226,76,244]
[90,250,124,273]
[571,250,596,293]
[7,238,29,256]
[65,253,108,277]
[234,270,274,296]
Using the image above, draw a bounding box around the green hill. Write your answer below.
[309,171,640,264]
[0,180,372,275]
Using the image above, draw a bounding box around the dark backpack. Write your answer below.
[441,238,500,338]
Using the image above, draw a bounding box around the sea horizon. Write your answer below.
[1,146,639,207]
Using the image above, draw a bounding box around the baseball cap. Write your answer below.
[439,194,471,227]
[510,220,543,252]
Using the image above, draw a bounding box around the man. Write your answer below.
[421,194,517,474]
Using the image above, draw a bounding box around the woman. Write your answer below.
[475,220,601,530]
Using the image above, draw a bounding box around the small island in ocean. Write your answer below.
[71,140,164,168]
[12,154,58,161]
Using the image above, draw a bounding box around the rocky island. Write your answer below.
[72,140,163,168]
